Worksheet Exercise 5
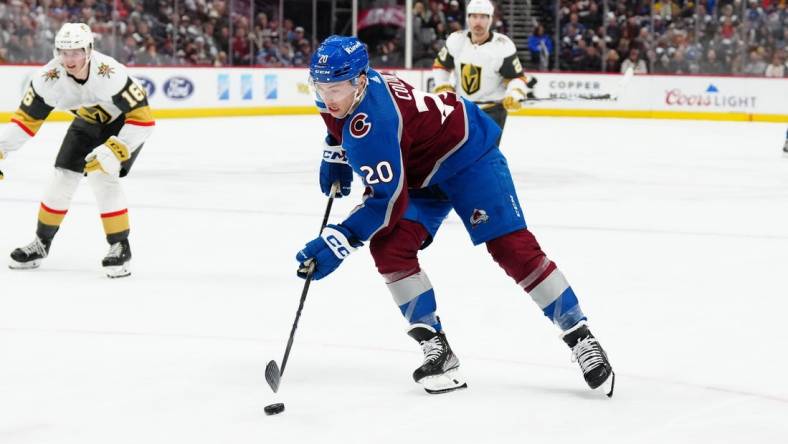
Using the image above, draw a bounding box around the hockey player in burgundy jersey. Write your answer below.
[296,35,615,396]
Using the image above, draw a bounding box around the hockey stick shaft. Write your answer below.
[476,93,612,108]
[266,181,339,391]
[478,68,634,108]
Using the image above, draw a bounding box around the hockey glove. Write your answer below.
[85,137,129,176]
[320,139,352,197]
[502,95,523,111]
[296,224,363,280]
[433,83,455,94]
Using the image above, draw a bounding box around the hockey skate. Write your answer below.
[562,321,615,397]
[407,324,467,394]
[9,237,51,270]
[102,239,132,278]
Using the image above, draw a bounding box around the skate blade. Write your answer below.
[595,371,615,398]
[419,368,468,395]
[8,259,42,270]
[104,262,131,279]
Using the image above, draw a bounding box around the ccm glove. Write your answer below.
[85,137,129,176]
[295,224,363,280]
[320,138,352,197]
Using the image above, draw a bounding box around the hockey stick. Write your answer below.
[265,181,339,393]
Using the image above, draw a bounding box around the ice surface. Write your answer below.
[1,116,786,444]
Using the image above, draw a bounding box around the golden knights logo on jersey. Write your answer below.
[461,63,482,95]
[72,105,112,124]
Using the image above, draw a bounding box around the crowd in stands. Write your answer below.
[0,0,313,67]
[530,0,786,76]
[1,0,784,77]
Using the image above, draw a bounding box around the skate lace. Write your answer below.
[420,337,445,364]
[21,239,47,256]
[571,337,605,375]
[106,242,124,258]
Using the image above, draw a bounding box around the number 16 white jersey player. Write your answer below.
[432,0,535,145]
[0,23,154,278]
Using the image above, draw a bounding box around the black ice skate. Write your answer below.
[407,324,467,394]
[562,321,615,397]
[9,237,51,270]
[102,239,132,278]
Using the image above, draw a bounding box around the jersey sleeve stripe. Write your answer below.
[124,106,155,126]
[125,119,155,127]
[10,109,44,136]
[432,60,451,70]
[366,77,407,239]
[10,118,36,137]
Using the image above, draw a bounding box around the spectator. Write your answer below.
[604,49,620,73]
[743,48,768,75]
[700,48,726,74]
[136,40,163,66]
[764,52,785,77]
[621,48,648,73]
[528,24,554,69]
[444,0,463,26]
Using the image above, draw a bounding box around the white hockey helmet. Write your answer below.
[466,0,495,31]
[54,23,94,55]
[466,0,494,17]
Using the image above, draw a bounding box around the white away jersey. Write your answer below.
[0,50,154,155]
[433,31,525,103]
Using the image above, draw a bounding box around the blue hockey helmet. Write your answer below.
[309,35,369,84]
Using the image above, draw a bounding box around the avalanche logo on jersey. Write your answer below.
[470,208,489,228]
[461,63,482,95]
[349,113,371,138]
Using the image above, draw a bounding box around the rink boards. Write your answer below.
[0,65,786,123]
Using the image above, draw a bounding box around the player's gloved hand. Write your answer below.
[295,224,363,280]
[433,83,455,94]
[502,95,523,111]
[84,137,129,176]
[320,138,352,197]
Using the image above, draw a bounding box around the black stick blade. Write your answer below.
[265,360,281,393]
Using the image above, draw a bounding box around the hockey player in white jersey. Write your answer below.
[432,0,535,145]
[0,23,155,278]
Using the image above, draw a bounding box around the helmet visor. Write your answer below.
[312,79,357,103]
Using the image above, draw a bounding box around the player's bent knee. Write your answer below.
[370,220,429,279]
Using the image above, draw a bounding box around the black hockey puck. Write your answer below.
[264,403,285,416]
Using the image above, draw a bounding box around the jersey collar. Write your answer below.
[66,61,91,85]
[466,31,494,45]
